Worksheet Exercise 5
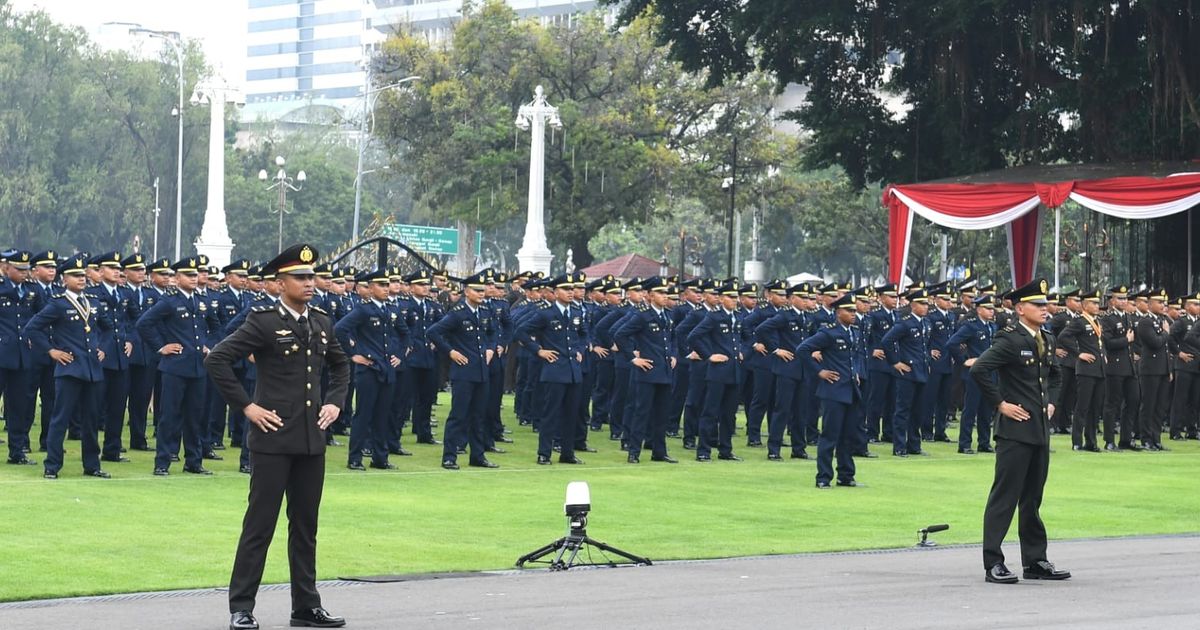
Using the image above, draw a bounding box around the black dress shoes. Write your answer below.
[290,607,345,628]
[369,462,397,470]
[559,456,585,464]
[536,455,551,465]
[578,445,598,453]
[836,479,858,487]
[985,562,1019,584]
[101,455,130,463]
[325,438,342,447]
[485,446,507,454]
[977,445,994,453]
[1023,560,1071,580]
[83,469,111,478]
[416,438,441,445]
[43,470,58,479]
[791,451,810,460]
[203,451,223,461]
[239,465,253,474]
[183,466,213,475]
[347,462,366,471]
[7,456,37,465]
[495,436,513,444]
[815,481,831,489]
[746,441,764,448]
[854,451,878,458]
[717,454,743,461]
[627,455,640,464]
[441,460,460,470]
[389,448,413,457]
[469,459,499,468]
[651,455,678,464]
[959,447,976,454]
[153,468,169,476]
[230,610,259,630]
[767,453,783,461]
[696,454,711,462]
[682,441,696,450]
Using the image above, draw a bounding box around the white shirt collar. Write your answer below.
[280,300,307,321]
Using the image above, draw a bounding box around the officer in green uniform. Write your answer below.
[970,278,1070,585]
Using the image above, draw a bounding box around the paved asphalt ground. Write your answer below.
[3,534,1196,629]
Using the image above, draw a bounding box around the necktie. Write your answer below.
[1034,328,1044,357]
[17,285,24,300]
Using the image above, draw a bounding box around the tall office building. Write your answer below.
[242,0,603,123]
[243,0,374,122]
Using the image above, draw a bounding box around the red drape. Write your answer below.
[885,173,1200,286]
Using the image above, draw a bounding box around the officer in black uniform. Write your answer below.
[206,244,350,630]
[1,249,43,464]
[970,278,1070,585]
[1135,288,1171,450]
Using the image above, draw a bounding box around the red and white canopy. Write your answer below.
[884,172,1200,287]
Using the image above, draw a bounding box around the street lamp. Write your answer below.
[112,22,186,261]
[152,177,161,260]
[353,73,420,243]
[259,156,306,254]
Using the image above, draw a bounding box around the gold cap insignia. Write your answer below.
[1040,280,1048,293]
[300,246,314,263]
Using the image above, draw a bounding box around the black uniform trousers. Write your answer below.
[1,367,32,460]
[406,366,438,442]
[575,366,592,449]
[892,379,927,454]
[768,374,806,458]
[1169,371,1200,437]
[697,382,738,458]
[682,359,706,443]
[982,437,1049,570]
[1073,375,1104,449]
[816,396,858,485]
[1139,374,1168,445]
[745,366,774,444]
[347,370,392,467]
[1103,374,1138,445]
[32,364,55,450]
[126,362,156,449]
[589,360,614,430]
[628,380,671,460]
[488,357,507,443]
[155,373,205,471]
[609,365,631,439]
[442,379,487,464]
[44,376,103,474]
[1052,366,1076,433]
[228,451,324,613]
[537,381,580,461]
[866,370,895,441]
[101,368,129,459]
[666,359,690,434]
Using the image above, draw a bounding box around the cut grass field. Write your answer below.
[2,393,1197,602]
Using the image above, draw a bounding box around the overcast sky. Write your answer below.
[11,0,248,88]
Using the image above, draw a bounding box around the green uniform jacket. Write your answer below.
[205,304,350,455]
[969,322,1061,446]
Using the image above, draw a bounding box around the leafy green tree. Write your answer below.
[373,0,781,270]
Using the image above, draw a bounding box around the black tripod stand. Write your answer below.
[516,512,652,571]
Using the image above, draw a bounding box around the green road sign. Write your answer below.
[380,223,482,257]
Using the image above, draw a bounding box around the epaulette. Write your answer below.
[1002,325,1016,333]
[250,305,274,313]
[450,302,466,312]
[310,305,328,315]
[636,302,650,312]
[165,288,180,296]
[538,301,552,309]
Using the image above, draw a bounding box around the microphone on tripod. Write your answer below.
[917,524,949,547]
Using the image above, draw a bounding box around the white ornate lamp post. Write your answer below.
[191,74,242,269]
[514,85,561,275]
[258,156,306,254]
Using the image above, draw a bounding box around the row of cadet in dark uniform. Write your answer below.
[3,245,1193,482]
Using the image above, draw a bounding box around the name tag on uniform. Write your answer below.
[1020,350,1033,357]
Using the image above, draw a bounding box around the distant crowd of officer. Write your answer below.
[1,244,1194,486]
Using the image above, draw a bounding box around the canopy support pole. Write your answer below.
[1054,207,1061,290]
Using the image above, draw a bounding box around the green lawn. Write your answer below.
[2,393,1197,602]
